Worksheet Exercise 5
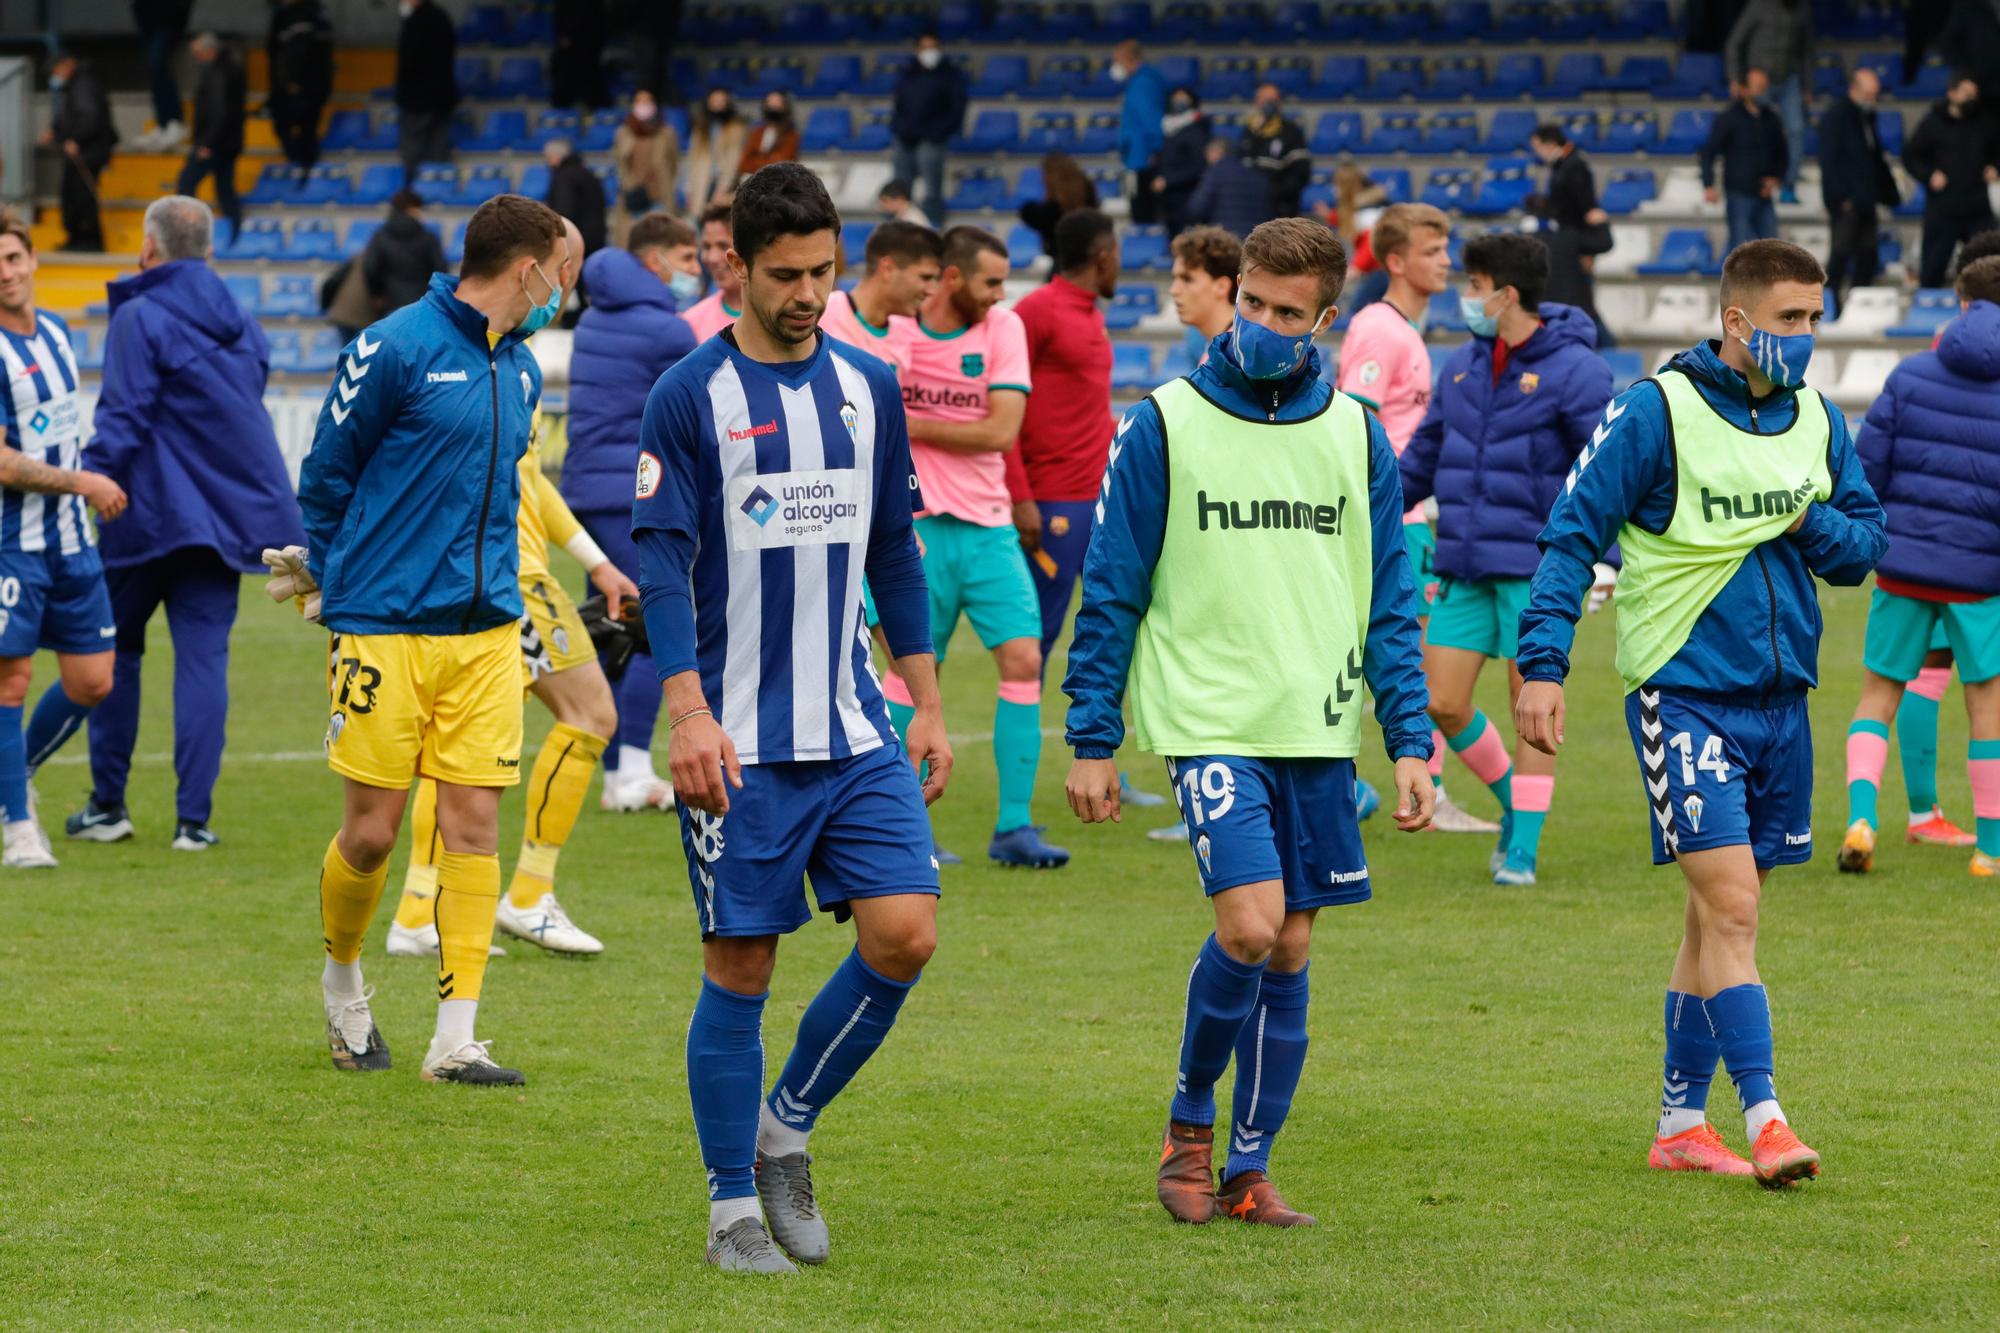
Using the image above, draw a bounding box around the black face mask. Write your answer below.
[764,106,789,123]
[1256,100,1279,119]
[710,103,735,122]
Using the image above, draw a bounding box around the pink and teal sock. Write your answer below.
[1428,729,1446,789]
[1899,666,1949,817]
[994,681,1041,834]
[1846,719,1889,828]
[1509,774,1553,860]
[1446,711,1513,813]
[1969,738,2000,856]
[882,671,916,745]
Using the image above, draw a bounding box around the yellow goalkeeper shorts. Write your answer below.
[324,622,523,789]
[518,573,597,689]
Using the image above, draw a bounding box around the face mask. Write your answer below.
[710,103,734,122]
[1256,100,1279,119]
[1170,96,1193,113]
[917,48,942,69]
[1230,309,1324,380]
[1109,63,1129,83]
[1730,311,1814,388]
[764,105,788,122]
[48,75,65,90]
[518,262,562,334]
[1461,292,1500,338]
[668,269,702,303]
[633,103,657,122]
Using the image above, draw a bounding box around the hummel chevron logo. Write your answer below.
[774,1086,813,1126]
[355,330,380,358]
[1324,647,1364,726]
[330,332,383,425]
[1566,396,1627,493]
[342,354,369,381]
[336,377,361,404]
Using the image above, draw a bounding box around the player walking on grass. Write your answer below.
[0,210,127,869]
[1065,218,1434,1228]
[634,164,950,1275]
[294,195,568,1086]
[1840,255,2000,876]
[1516,240,1886,1187]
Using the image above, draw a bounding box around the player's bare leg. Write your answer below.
[1841,668,1908,872]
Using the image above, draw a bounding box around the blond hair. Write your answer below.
[1241,217,1348,310]
[1371,203,1450,268]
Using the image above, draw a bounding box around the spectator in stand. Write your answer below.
[685,87,744,208]
[267,0,333,175]
[1726,0,1814,202]
[544,138,607,257]
[1240,82,1311,219]
[737,91,800,178]
[1905,72,2000,288]
[1820,66,1902,305]
[1187,135,1271,239]
[39,52,115,253]
[395,0,458,186]
[1019,153,1099,260]
[1150,86,1211,236]
[1701,67,1788,251]
[361,189,448,318]
[563,212,700,810]
[622,0,685,106]
[879,179,933,229]
[77,195,304,849]
[680,201,740,339]
[892,30,969,226]
[612,88,679,226]
[176,35,246,238]
[1938,2,2000,130]
[1110,40,1167,225]
[551,0,609,110]
[131,0,191,150]
[1528,123,1611,347]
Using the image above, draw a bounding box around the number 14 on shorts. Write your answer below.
[1669,732,1732,785]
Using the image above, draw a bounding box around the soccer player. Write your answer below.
[296,194,569,1085]
[633,163,950,1274]
[386,217,641,958]
[895,225,1067,868]
[1840,255,2000,875]
[818,218,940,374]
[1065,218,1434,1228]
[1336,203,1494,837]
[0,209,127,868]
[1516,239,1886,1186]
[681,202,741,342]
[1169,224,1239,356]
[1401,234,1614,885]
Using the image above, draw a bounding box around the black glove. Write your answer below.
[576,593,649,681]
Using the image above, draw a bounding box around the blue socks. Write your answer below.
[993,692,1041,834]
[1703,983,1776,1113]
[1225,964,1310,1181]
[766,948,915,1137]
[25,682,92,773]
[1170,934,1267,1126]
[686,977,768,1201]
[1659,989,1719,1133]
[0,703,24,823]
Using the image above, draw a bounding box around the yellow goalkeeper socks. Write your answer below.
[507,723,607,909]
[435,849,501,1004]
[320,836,389,965]
[394,778,442,929]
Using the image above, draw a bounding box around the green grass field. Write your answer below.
[4,578,1998,1330]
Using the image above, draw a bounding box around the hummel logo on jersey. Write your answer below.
[1700,478,1815,523]
[1785,831,1812,846]
[1197,490,1348,536]
[727,419,779,443]
[426,369,468,383]
[741,485,780,526]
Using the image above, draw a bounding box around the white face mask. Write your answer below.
[398,0,417,16]
[917,48,942,69]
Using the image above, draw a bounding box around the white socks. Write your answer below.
[617,744,656,783]
[322,956,362,998]
[433,998,477,1052]
[710,1196,761,1236]
[758,1102,810,1157]
[1744,1099,1784,1138]
[1657,1107,1708,1138]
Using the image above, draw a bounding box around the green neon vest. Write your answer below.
[1613,369,1832,693]
[1128,378,1374,758]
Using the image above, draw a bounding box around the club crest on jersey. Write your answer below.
[1050,514,1071,537]
[839,399,859,444]
[1357,359,1382,387]
[552,624,571,655]
[1519,373,1540,393]
[1195,832,1213,875]
[635,450,662,500]
[1683,793,1704,833]
[521,369,534,403]
[960,352,984,378]
[325,710,346,752]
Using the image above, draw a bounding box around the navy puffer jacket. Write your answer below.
[1858,299,2000,595]
[1400,303,1615,582]
[560,247,697,517]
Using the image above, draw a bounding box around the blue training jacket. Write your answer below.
[84,259,303,571]
[561,247,696,518]
[1400,302,1615,582]
[298,273,541,635]
[1063,330,1432,761]
[1857,298,2000,596]
[1516,339,1887,701]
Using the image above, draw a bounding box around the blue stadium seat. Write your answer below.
[244,162,302,205]
[1419,168,1476,211]
[257,274,320,318]
[1363,57,1425,101]
[1028,56,1092,99]
[1076,112,1120,155]
[353,164,403,206]
[491,56,546,99]
[1111,344,1156,391]
[772,3,829,42]
[1311,55,1369,100]
[840,223,874,268]
[1478,109,1538,154]
[320,110,372,152]
[1878,231,1903,268]
[1372,2,1427,40]
[806,54,863,98]
[1160,342,1196,382]
[356,110,399,152]
[222,274,261,310]
[219,219,285,260]
[851,109,893,153]
[1638,229,1721,276]
[1427,290,1468,333]
[1559,109,1602,153]
[1547,53,1611,97]
[1022,112,1079,154]
[413,164,457,204]
[298,166,353,205]
[344,220,381,256]
[1121,227,1171,272]
[1155,55,1199,88]
[1363,113,1423,155]
[1462,158,1536,216]
[1423,113,1479,154]
[1812,53,1846,99]
[1155,3,1212,42]
[1205,57,1259,104]
[446,220,469,265]
[447,165,511,207]
[266,330,303,372]
[508,9,554,46]
[1657,51,1725,99]
[1419,57,1486,102]
[801,108,852,153]
[1599,168,1658,214]
[972,55,1030,97]
[1263,55,1313,98]
[1602,0,1669,39]
[516,110,580,153]
[1098,1,1153,36]
[1433,1,1492,41]
[517,163,552,198]
[1272,1,1323,34]
[1607,54,1671,93]
[1005,223,1042,270]
[1900,59,1949,100]
[460,5,507,43]
[1878,110,1905,156]
[1024,3,1095,42]
[1600,110,1659,154]
[1493,0,1554,41]
[579,111,620,152]
[1488,54,1544,99]
[455,56,492,98]
[1888,288,1956,339]
[458,109,527,153]
[953,110,1021,154]
[1310,113,1362,155]
[1325,2,1374,40]
[280,219,342,262]
[1010,168,1045,209]
[70,326,102,372]
[1368,167,1412,203]
[1661,109,1716,155]
[946,171,1010,213]
[854,58,900,97]
[1089,168,1124,199]
[1215,2,1267,40]
[1602,348,1645,393]
[937,0,986,37]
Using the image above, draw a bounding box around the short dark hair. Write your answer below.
[389,188,425,213]
[460,194,565,280]
[629,212,696,254]
[1053,208,1117,273]
[699,201,733,232]
[1958,255,2000,305]
[1530,122,1568,148]
[1960,228,2000,268]
[1462,232,1549,313]
[879,179,912,203]
[1171,225,1241,297]
[1242,216,1347,309]
[1719,238,1826,307]
[1169,85,1199,108]
[1951,69,1980,93]
[940,224,1008,277]
[865,219,943,269]
[729,162,840,268]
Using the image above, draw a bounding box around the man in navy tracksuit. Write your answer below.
[73,195,302,849]
[1400,233,1614,885]
[561,216,698,810]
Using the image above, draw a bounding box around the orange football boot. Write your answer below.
[1837,820,1875,874]
[1648,1123,1755,1176]
[1214,1170,1316,1227]
[1750,1119,1821,1189]
[1907,807,1976,847]
[1971,851,2000,877]
[1157,1121,1218,1224]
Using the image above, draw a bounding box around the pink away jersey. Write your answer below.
[896,306,1032,527]
[819,289,911,378]
[1337,300,1432,524]
[681,290,739,342]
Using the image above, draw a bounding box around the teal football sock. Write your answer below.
[993,691,1041,834]
[1896,689,1941,815]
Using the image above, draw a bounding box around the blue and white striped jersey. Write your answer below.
[633,331,930,766]
[0,312,93,555]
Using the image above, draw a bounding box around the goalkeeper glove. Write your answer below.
[1586,562,1618,614]
[576,593,648,681]
[262,545,321,623]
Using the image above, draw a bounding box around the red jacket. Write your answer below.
[1010,276,1115,502]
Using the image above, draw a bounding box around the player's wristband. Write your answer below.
[669,705,712,730]
[563,529,608,570]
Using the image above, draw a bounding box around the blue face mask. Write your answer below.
[1230,309,1324,381]
[1461,292,1500,339]
[668,269,703,304]
[1732,311,1814,388]
[517,262,562,334]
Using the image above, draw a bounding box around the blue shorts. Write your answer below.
[1626,688,1814,870]
[1030,499,1097,665]
[0,546,115,658]
[1162,754,1371,910]
[676,740,940,938]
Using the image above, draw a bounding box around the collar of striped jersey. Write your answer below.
[718,325,830,385]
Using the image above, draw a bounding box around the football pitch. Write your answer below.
[3,578,1997,1330]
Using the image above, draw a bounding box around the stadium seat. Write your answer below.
[280,219,342,262]
[517,110,579,153]
[1657,51,1725,99]
[856,58,901,97]
[454,56,492,98]
[1009,167,1046,210]
[840,223,874,268]
[460,5,507,43]
[1600,110,1659,154]
[1462,158,1536,216]
[1478,109,1538,155]
[801,108,852,153]
[1311,56,1369,100]
[1559,109,1602,153]
[320,110,372,152]
[806,54,863,98]
[1005,223,1042,271]
[772,3,829,42]
[352,164,404,206]
[1649,285,1718,338]
[1488,54,1545,100]
[1493,0,1553,40]
[491,56,546,99]
[578,111,620,152]
[446,165,511,208]
[1427,289,1468,333]
[1423,113,1479,154]
[356,110,399,152]
[1264,56,1314,98]
[952,111,1021,154]
[1599,169,1658,214]
[267,330,304,372]
[1831,348,1898,400]
[1122,228,1171,272]
[1886,288,1955,339]
[1105,287,1159,331]
[1098,0,1154,36]
[257,274,320,318]
[1022,111,1079,155]
[297,166,354,205]
[1310,113,1363,156]
[517,163,552,198]
[1594,285,1650,338]
[1079,111,1123,156]
[1433,0,1493,41]
[1825,286,1903,340]
[1420,168,1476,211]
[1272,1,1323,35]
[1547,53,1611,97]
[457,108,527,153]
[1364,113,1423,155]
[412,163,455,202]
[851,109,893,153]
[1601,348,1647,395]
[344,219,381,256]
[222,273,261,311]
[1660,109,1717,155]
[1368,167,1412,203]
[1160,341,1197,382]
[446,220,470,266]
[508,8,554,46]
[1363,57,1425,101]
[946,171,1010,213]
[972,55,1029,98]
[1641,167,1718,217]
[1205,57,1260,103]
[219,218,285,260]
[1603,0,1670,39]
[1419,57,1486,103]
[1878,110,1905,156]
[1111,344,1156,391]
[1638,229,1721,276]
[1608,54,1672,92]
[1028,56,1093,99]
[244,162,303,205]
